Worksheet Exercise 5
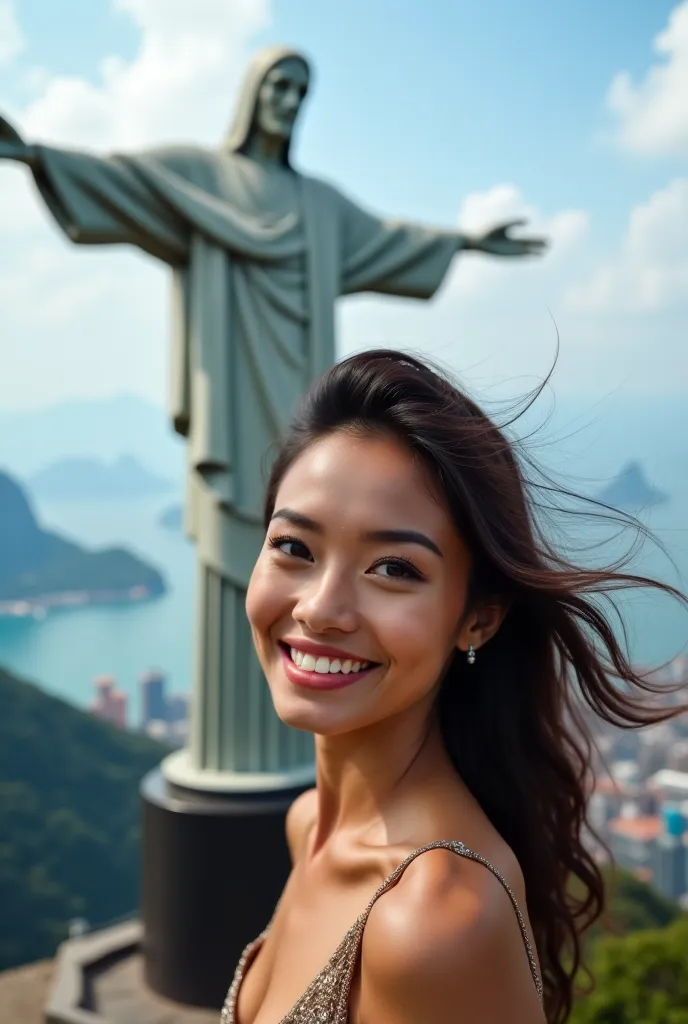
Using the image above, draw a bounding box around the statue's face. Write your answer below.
[254,58,309,140]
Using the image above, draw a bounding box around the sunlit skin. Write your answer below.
[246,430,507,851]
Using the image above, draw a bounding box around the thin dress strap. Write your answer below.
[221,838,544,1023]
[338,839,544,1011]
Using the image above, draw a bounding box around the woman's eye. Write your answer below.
[371,560,421,581]
[269,536,312,560]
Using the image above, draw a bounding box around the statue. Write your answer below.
[0,46,546,791]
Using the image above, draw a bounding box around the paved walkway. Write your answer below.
[0,960,54,1024]
[0,956,222,1023]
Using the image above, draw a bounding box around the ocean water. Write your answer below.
[0,494,195,726]
[0,479,687,725]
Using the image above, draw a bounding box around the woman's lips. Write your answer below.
[278,643,377,691]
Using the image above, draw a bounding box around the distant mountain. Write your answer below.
[159,503,183,530]
[0,395,184,481]
[0,471,166,606]
[29,455,174,501]
[0,664,167,971]
[594,461,669,511]
[1,392,686,504]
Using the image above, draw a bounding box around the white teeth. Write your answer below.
[287,647,374,676]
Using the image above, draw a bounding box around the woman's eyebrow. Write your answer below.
[361,528,443,558]
[271,507,321,532]
[270,508,442,558]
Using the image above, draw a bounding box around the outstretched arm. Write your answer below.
[458,218,548,258]
[339,185,547,299]
[0,113,188,264]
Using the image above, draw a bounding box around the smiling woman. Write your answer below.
[221,348,688,1024]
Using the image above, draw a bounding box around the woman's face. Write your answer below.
[246,430,474,737]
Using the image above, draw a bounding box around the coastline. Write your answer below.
[0,584,165,620]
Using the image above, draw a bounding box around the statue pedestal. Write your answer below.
[140,767,314,1009]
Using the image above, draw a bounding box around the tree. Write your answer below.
[570,918,688,1023]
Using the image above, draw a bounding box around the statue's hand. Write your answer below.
[472,219,548,258]
[0,112,24,142]
[0,113,34,164]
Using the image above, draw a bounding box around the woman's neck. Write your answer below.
[307,705,456,858]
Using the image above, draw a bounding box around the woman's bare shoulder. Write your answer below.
[357,843,545,1023]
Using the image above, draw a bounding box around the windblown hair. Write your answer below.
[262,348,688,1022]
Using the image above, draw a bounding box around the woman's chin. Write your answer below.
[269,687,358,736]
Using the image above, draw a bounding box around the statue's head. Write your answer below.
[224,46,311,166]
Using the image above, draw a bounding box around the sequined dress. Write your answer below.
[220,838,544,1023]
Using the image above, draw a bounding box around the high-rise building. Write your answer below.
[653,802,688,902]
[649,769,688,803]
[145,719,171,743]
[140,670,168,728]
[90,675,128,728]
[608,813,661,873]
[167,692,189,724]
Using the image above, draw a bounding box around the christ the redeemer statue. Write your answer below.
[0,46,545,791]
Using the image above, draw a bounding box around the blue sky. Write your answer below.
[1,0,687,408]
[4,0,681,221]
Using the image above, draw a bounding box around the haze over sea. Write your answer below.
[0,393,686,727]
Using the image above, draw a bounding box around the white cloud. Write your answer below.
[340,180,688,396]
[0,0,271,410]
[607,0,688,158]
[19,0,271,149]
[0,1,685,414]
[0,0,24,67]
[339,184,595,398]
[450,183,588,299]
[566,178,688,313]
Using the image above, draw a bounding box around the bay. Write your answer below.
[0,494,195,726]
[0,467,686,728]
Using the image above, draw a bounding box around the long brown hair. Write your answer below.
[262,348,688,1022]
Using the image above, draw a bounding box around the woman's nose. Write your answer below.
[292,574,357,634]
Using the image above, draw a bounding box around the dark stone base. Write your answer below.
[140,769,312,1010]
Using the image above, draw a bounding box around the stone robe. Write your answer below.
[30,143,458,776]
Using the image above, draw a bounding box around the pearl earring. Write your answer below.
[467,644,476,665]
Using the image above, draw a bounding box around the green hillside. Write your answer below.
[0,470,166,602]
[0,665,167,971]
[1,660,686,1012]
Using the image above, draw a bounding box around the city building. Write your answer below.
[649,769,688,803]
[637,724,677,779]
[608,813,661,874]
[653,803,688,902]
[167,692,189,724]
[139,671,190,746]
[139,670,168,728]
[145,720,171,743]
[90,675,128,729]
[668,740,688,773]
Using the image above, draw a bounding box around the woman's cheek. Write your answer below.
[245,561,276,631]
[377,606,429,661]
